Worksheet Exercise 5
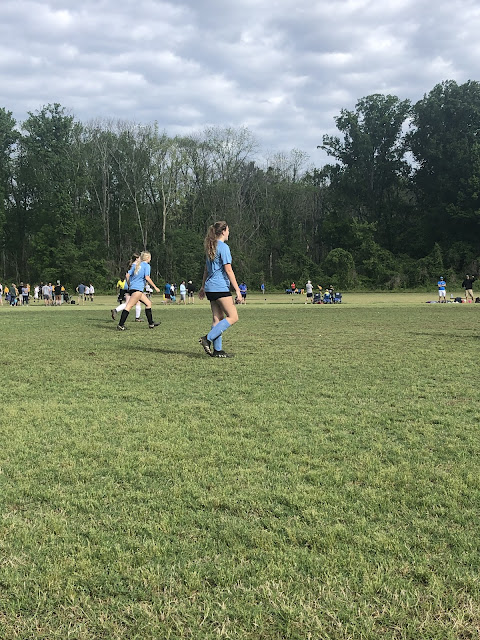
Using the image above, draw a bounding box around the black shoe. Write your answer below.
[116,325,126,331]
[148,322,160,328]
[199,335,212,355]
[213,350,234,358]
[111,309,117,320]
[135,318,144,322]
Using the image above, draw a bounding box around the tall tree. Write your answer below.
[13,104,80,281]
[409,80,480,254]
[320,94,412,252]
[0,108,18,277]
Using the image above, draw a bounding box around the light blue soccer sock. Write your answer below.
[211,326,222,352]
[207,318,231,343]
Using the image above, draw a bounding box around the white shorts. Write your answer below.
[438,290,446,298]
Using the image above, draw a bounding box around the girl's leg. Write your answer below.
[113,293,130,319]
[209,300,224,352]
[134,292,159,328]
[135,302,142,320]
[201,296,239,355]
[118,291,142,328]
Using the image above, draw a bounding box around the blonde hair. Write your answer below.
[204,221,227,261]
[134,251,151,275]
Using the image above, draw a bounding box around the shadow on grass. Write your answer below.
[120,344,208,359]
[410,330,479,338]
[91,323,235,356]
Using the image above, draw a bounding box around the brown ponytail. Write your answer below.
[204,221,227,260]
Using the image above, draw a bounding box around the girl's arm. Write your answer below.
[198,266,208,300]
[224,264,242,301]
[145,275,160,293]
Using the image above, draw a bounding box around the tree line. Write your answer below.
[1,79,479,291]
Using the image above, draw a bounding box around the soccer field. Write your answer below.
[1,294,479,639]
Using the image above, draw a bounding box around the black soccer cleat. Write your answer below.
[212,350,234,358]
[148,322,160,329]
[116,325,126,331]
[199,335,212,355]
[111,309,117,320]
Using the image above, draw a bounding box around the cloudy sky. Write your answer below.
[1,0,479,164]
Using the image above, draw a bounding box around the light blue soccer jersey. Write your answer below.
[437,280,446,291]
[128,262,151,291]
[204,241,232,292]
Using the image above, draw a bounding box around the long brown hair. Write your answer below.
[204,221,228,260]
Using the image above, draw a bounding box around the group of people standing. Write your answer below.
[111,221,241,358]
[0,282,30,306]
[437,275,476,302]
[0,281,71,306]
[163,281,195,304]
[75,283,95,304]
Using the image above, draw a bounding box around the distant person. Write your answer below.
[10,284,18,306]
[21,284,29,305]
[291,281,296,294]
[89,283,95,301]
[437,276,447,303]
[54,281,62,306]
[76,282,86,304]
[0,282,3,306]
[179,281,187,304]
[239,281,247,304]
[116,276,127,303]
[198,221,241,358]
[42,283,51,305]
[462,274,475,302]
[187,280,195,304]
[261,282,265,295]
[164,281,171,303]
[305,280,313,304]
[33,285,39,302]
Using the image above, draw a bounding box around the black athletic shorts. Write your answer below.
[206,291,232,301]
[127,289,143,296]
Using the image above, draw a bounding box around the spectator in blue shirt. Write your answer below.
[437,277,446,303]
[239,282,247,304]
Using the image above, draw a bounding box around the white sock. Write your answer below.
[116,303,126,313]
[135,303,141,319]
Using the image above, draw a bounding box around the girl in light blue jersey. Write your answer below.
[117,251,160,330]
[198,221,242,358]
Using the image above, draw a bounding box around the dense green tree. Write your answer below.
[409,80,480,253]
[1,85,480,290]
[320,94,412,251]
[12,104,80,281]
[0,108,18,276]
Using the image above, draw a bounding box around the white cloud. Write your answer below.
[0,0,479,161]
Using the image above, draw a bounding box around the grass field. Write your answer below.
[1,292,479,639]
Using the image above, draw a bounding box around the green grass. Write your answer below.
[1,293,479,639]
